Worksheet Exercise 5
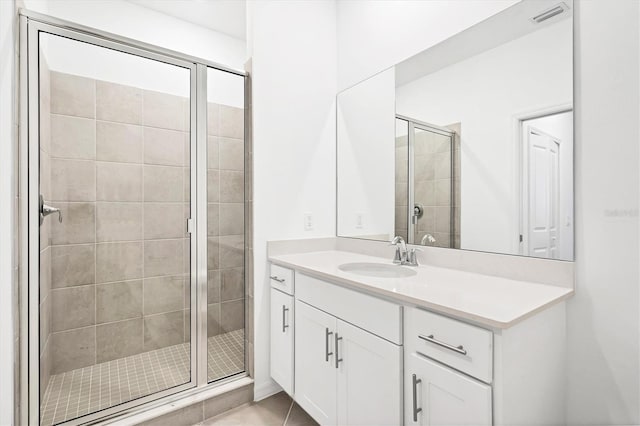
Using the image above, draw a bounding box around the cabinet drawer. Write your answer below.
[270,264,294,295]
[405,307,493,383]
[296,273,402,344]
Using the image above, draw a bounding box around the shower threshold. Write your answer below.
[40,329,244,426]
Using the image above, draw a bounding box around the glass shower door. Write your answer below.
[395,118,409,241]
[410,125,455,248]
[37,32,195,425]
[206,66,246,382]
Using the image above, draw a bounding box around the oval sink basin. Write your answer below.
[338,262,417,278]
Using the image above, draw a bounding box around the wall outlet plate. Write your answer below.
[304,212,314,231]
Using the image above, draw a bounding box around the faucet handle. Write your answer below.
[407,248,422,266]
[391,246,402,264]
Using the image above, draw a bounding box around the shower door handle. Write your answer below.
[412,204,424,225]
[40,195,62,225]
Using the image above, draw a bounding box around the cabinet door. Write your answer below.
[336,319,402,426]
[295,300,337,425]
[270,288,294,395]
[405,353,492,426]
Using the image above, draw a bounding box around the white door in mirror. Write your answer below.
[526,126,560,259]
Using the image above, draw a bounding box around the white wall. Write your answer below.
[336,0,517,91]
[524,111,574,261]
[248,0,337,399]
[337,68,395,239]
[566,0,639,424]
[395,19,572,256]
[0,0,16,424]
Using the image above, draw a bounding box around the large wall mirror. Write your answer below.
[337,0,574,261]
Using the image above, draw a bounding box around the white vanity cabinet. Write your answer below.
[404,307,493,425]
[335,317,402,425]
[404,304,566,426]
[406,353,492,425]
[285,271,403,426]
[268,260,567,426]
[269,265,295,396]
[270,287,294,395]
[294,300,338,424]
[295,300,403,425]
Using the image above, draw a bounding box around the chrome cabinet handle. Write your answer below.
[335,333,343,368]
[39,194,62,225]
[270,275,285,283]
[412,374,422,422]
[418,334,467,356]
[325,328,333,362]
[282,305,289,333]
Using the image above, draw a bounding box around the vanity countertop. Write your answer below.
[269,250,573,329]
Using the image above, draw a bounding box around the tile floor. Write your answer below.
[41,329,244,425]
[197,391,318,426]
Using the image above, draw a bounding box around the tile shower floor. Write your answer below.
[41,329,244,426]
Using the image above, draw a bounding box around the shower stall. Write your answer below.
[20,11,250,425]
[395,116,460,248]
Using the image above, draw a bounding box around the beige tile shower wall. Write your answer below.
[47,71,193,375]
[39,57,52,398]
[412,130,455,248]
[207,101,245,340]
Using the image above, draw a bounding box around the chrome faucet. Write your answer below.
[421,233,436,245]
[390,236,408,265]
[391,236,421,267]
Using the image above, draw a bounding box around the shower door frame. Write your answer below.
[19,10,249,426]
[397,115,455,246]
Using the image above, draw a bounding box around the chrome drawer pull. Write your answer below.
[282,305,289,333]
[325,328,333,362]
[412,374,422,422]
[335,333,343,368]
[270,275,285,283]
[419,334,467,356]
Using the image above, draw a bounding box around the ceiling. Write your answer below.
[395,0,572,87]
[127,0,246,40]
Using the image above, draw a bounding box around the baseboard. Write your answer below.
[253,379,282,402]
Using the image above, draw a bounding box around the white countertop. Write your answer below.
[269,250,573,329]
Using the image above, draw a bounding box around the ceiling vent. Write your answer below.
[531,2,569,24]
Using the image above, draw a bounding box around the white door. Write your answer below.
[295,300,337,425]
[336,319,403,426]
[525,126,560,258]
[270,288,294,396]
[405,353,491,426]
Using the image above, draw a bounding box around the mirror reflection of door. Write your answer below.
[526,127,560,257]
[521,110,573,260]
